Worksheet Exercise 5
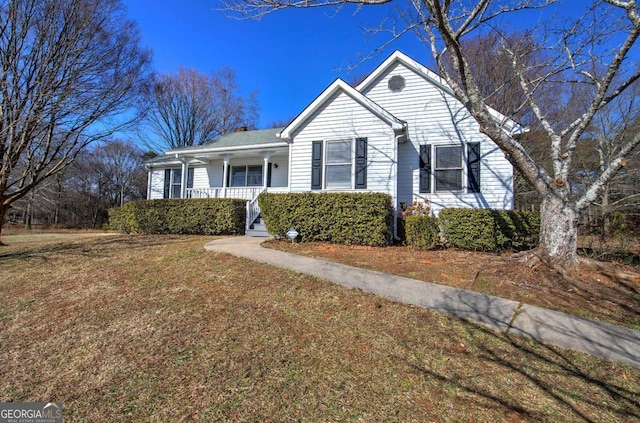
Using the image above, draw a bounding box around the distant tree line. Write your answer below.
[6,140,149,230]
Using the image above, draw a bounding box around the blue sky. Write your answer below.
[121,0,590,129]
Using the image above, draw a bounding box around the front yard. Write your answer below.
[0,233,638,421]
[266,239,640,330]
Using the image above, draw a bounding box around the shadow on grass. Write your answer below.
[0,234,201,261]
[411,287,640,420]
[405,320,640,422]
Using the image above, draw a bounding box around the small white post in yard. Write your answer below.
[286,227,298,244]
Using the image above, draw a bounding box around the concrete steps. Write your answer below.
[246,217,270,237]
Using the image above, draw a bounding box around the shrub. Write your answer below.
[405,215,440,250]
[258,192,393,247]
[439,208,539,251]
[108,199,246,235]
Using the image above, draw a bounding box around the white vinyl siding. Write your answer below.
[289,91,395,194]
[361,61,513,213]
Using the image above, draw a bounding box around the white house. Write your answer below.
[146,51,520,234]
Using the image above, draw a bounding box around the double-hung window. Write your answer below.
[311,138,367,190]
[164,167,193,198]
[419,143,481,193]
[231,165,263,187]
[325,140,353,189]
[434,146,463,191]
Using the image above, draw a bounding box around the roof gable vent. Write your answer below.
[388,75,405,92]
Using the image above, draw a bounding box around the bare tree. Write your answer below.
[266,116,296,128]
[13,139,149,229]
[140,67,259,152]
[577,80,640,232]
[0,0,151,243]
[224,0,640,271]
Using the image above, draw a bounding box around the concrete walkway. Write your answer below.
[205,236,640,368]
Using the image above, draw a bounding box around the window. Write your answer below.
[171,168,182,198]
[247,166,262,186]
[419,143,481,193]
[311,138,367,190]
[231,165,263,187]
[164,167,193,198]
[325,140,352,189]
[434,146,463,191]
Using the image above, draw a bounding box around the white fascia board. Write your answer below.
[356,50,450,95]
[169,142,289,156]
[146,159,182,168]
[279,79,405,140]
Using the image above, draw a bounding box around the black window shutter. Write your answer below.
[355,137,367,189]
[267,163,272,188]
[187,167,194,189]
[419,144,431,193]
[467,142,481,193]
[311,141,323,190]
[163,169,171,198]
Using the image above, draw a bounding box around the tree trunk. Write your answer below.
[0,205,7,246]
[25,192,34,230]
[539,195,580,267]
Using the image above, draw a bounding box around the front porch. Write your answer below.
[185,186,287,235]
[145,128,291,234]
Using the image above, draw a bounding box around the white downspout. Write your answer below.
[392,131,405,241]
[287,141,293,193]
[392,135,399,241]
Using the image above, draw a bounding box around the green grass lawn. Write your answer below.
[0,233,638,422]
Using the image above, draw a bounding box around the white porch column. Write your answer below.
[178,156,190,199]
[262,152,271,190]
[222,155,232,198]
[145,165,152,200]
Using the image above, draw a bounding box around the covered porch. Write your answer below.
[145,128,290,232]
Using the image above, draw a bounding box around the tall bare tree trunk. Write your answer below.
[0,205,8,245]
[25,191,34,230]
[539,195,579,266]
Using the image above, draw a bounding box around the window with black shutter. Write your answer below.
[163,169,171,198]
[419,144,431,193]
[311,141,323,190]
[467,142,481,193]
[355,137,367,189]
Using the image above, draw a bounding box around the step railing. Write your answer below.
[245,187,266,233]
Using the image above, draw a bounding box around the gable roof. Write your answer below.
[356,50,525,136]
[278,78,406,140]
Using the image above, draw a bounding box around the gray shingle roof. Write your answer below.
[169,127,285,153]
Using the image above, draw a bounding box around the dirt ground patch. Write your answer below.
[265,240,640,330]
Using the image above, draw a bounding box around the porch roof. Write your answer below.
[147,127,289,166]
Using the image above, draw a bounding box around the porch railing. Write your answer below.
[185,186,266,233]
[186,187,263,200]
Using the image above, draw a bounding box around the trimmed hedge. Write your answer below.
[439,208,539,251]
[405,215,440,250]
[258,192,393,246]
[108,198,246,235]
